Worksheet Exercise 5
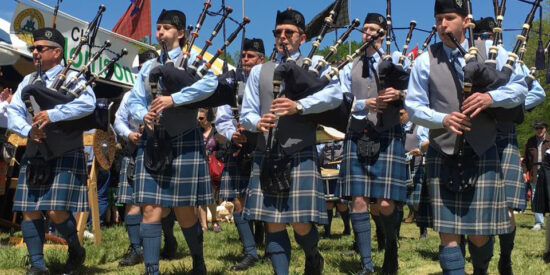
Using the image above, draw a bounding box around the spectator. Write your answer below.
[523,120,550,231]
[198,108,229,232]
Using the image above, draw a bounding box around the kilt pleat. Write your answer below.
[117,156,135,204]
[337,125,408,202]
[496,131,526,210]
[419,145,511,235]
[133,127,213,207]
[219,152,251,199]
[13,149,88,212]
[406,165,425,206]
[242,146,328,224]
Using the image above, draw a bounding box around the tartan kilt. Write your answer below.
[219,152,251,199]
[336,125,408,202]
[496,131,526,210]
[133,127,213,207]
[117,156,135,204]
[13,148,88,212]
[418,145,511,235]
[406,165,425,206]
[242,145,328,224]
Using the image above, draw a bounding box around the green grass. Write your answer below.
[0,209,549,274]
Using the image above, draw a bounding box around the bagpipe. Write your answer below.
[20,5,126,134]
[272,26,385,134]
[148,3,250,110]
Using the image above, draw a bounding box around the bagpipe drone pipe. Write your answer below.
[148,5,250,110]
[272,25,385,133]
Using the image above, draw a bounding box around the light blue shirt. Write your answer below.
[216,101,238,141]
[405,39,528,129]
[520,64,546,110]
[240,51,342,132]
[416,125,429,149]
[7,64,96,137]
[127,46,218,123]
[114,92,140,141]
[339,51,409,120]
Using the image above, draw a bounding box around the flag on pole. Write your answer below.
[407,45,419,60]
[112,0,151,41]
[305,0,350,42]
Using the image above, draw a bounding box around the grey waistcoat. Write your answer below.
[144,56,199,137]
[26,72,83,159]
[256,59,317,155]
[350,56,400,132]
[427,40,496,156]
[404,123,422,167]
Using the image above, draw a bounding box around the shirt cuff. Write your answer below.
[355,99,366,113]
[487,91,505,108]
[432,112,447,128]
[22,124,31,138]
[246,116,261,133]
[47,109,61,123]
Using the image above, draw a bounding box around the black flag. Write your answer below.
[305,0,350,42]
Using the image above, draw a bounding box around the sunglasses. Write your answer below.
[28,45,57,53]
[198,117,206,121]
[473,33,492,40]
[272,29,298,38]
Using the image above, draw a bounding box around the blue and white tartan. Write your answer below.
[496,130,526,211]
[242,145,328,224]
[336,125,408,202]
[133,127,213,207]
[219,151,251,199]
[418,145,511,235]
[406,164,425,206]
[13,149,88,212]
[117,156,135,204]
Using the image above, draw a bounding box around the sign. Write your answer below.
[11,1,153,87]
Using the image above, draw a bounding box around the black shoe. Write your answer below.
[355,267,374,275]
[498,257,513,275]
[342,226,351,236]
[61,246,86,275]
[231,254,258,271]
[192,255,207,275]
[304,252,324,275]
[473,268,488,275]
[118,246,143,266]
[544,252,550,263]
[26,266,49,275]
[160,239,177,260]
[382,239,397,275]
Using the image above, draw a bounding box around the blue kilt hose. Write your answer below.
[336,125,408,202]
[219,151,251,199]
[242,145,328,224]
[496,128,526,211]
[418,145,511,235]
[13,148,88,212]
[406,164,425,206]
[133,127,213,207]
[117,156,135,204]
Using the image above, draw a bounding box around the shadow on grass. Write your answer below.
[417,248,439,261]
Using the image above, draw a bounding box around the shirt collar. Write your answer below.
[275,50,301,63]
[443,39,468,59]
[166,47,181,61]
[44,64,62,81]
[403,121,413,131]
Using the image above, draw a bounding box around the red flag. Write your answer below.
[112,0,151,41]
[406,45,419,60]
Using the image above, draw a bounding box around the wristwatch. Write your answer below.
[295,102,304,115]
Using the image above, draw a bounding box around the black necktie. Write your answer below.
[362,56,376,78]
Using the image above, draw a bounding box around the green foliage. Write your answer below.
[316,41,364,64]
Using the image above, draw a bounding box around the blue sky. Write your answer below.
[1,0,548,60]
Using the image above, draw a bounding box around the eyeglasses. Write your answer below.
[198,117,206,121]
[28,45,56,53]
[272,29,298,39]
[399,112,406,116]
[473,33,492,40]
